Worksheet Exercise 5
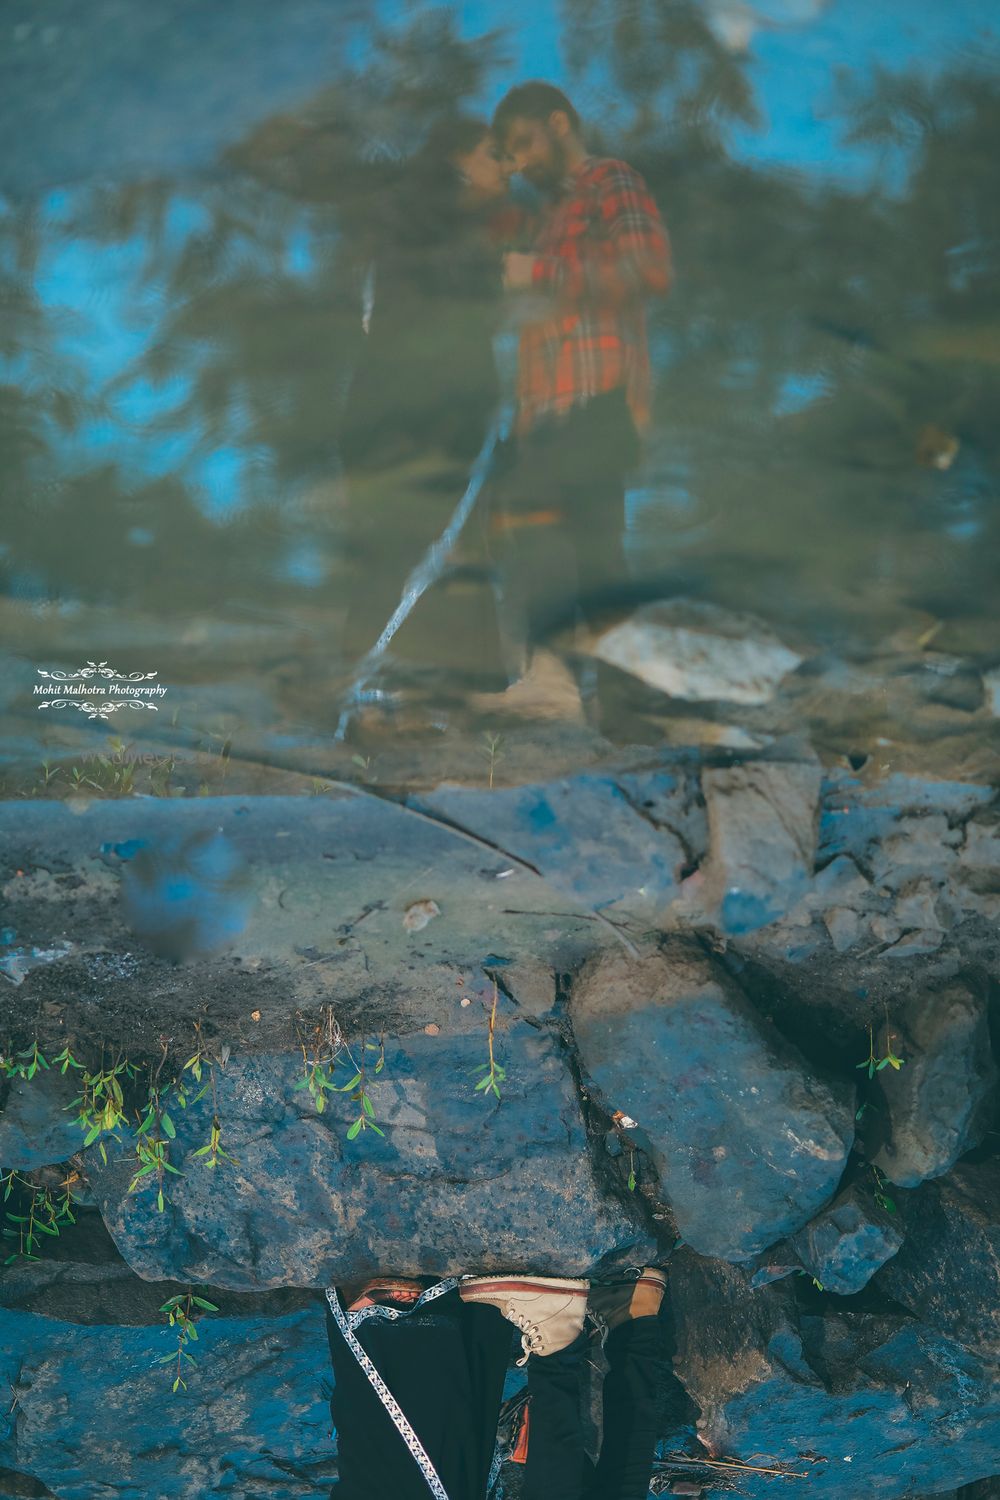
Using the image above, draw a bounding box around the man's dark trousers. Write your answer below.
[487,385,640,678]
[523,1317,674,1500]
[325,1288,511,1500]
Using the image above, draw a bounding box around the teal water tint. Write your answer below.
[1,0,999,772]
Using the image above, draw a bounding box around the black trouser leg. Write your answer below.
[487,389,638,677]
[522,1330,591,1500]
[585,1317,669,1500]
[325,1289,511,1500]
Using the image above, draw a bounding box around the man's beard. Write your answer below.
[532,133,569,192]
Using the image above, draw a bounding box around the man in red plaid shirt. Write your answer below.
[477,82,672,717]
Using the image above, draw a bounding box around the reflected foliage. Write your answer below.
[0,3,997,650]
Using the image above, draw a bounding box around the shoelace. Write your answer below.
[588,1308,610,1349]
[507,1305,544,1366]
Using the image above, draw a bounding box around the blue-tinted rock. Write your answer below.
[571,945,854,1261]
[86,1030,652,1288]
[871,982,996,1188]
[670,1247,1000,1500]
[875,1161,1000,1358]
[790,1182,903,1295]
[0,1072,85,1170]
[411,770,687,922]
[700,759,822,934]
[0,1306,335,1498]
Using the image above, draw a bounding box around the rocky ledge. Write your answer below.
[1,744,998,1497]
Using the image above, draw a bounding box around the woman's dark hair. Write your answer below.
[492,82,581,140]
[420,114,492,166]
[398,115,493,248]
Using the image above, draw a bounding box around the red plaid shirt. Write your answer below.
[516,155,671,436]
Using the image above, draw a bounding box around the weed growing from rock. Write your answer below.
[158,1289,219,1393]
[2,1040,49,1081]
[294,1006,345,1115]
[67,1053,138,1164]
[190,1115,240,1169]
[337,1039,386,1140]
[1,1170,77,1264]
[294,1010,388,1140]
[175,1023,241,1172]
[471,981,506,1100]
[856,1022,906,1081]
[129,1045,183,1212]
[871,1164,897,1216]
[480,730,504,789]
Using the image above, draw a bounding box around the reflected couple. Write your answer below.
[335,81,672,723]
[325,1266,680,1499]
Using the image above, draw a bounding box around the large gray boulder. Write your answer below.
[85,1028,652,1288]
[670,1247,1000,1500]
[571,946,854,1261]
[871,981,996,1187]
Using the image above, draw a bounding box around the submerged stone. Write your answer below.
[588,599,803,705]
[413,769,687,921]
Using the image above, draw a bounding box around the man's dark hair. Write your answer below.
[492,82,581,140]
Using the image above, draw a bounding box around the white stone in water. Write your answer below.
[589,599,803,705]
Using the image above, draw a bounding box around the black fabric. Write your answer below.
[335,196,503,665]
[326,1288,512,1500]
[337,188,502,474]
[485,386,640,678]
[522,1316,675,1500]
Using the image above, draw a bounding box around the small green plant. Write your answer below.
[148,753,177,797]
[856,1022,905,1081]
[471,981,506,1101]
[871,1165,897,1216]
[33,758,62,791]
[294,1006,345,1115]
[480,731,504,790]
[52,1045,84,1077]
[130,1053,183,1212]
[172,1023,213,1111]
[2,1041,50,1081]
[190,1115,240,1170]
[337,1040,386,1141]
[350,753,377,784]
[158,1290,219,1393]
[627,1150,637,1192]
[1,1171,77,1264]
[66,1054,138,1163]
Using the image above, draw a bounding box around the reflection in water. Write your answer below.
[118,826,253,962]
[0,1,999,768]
